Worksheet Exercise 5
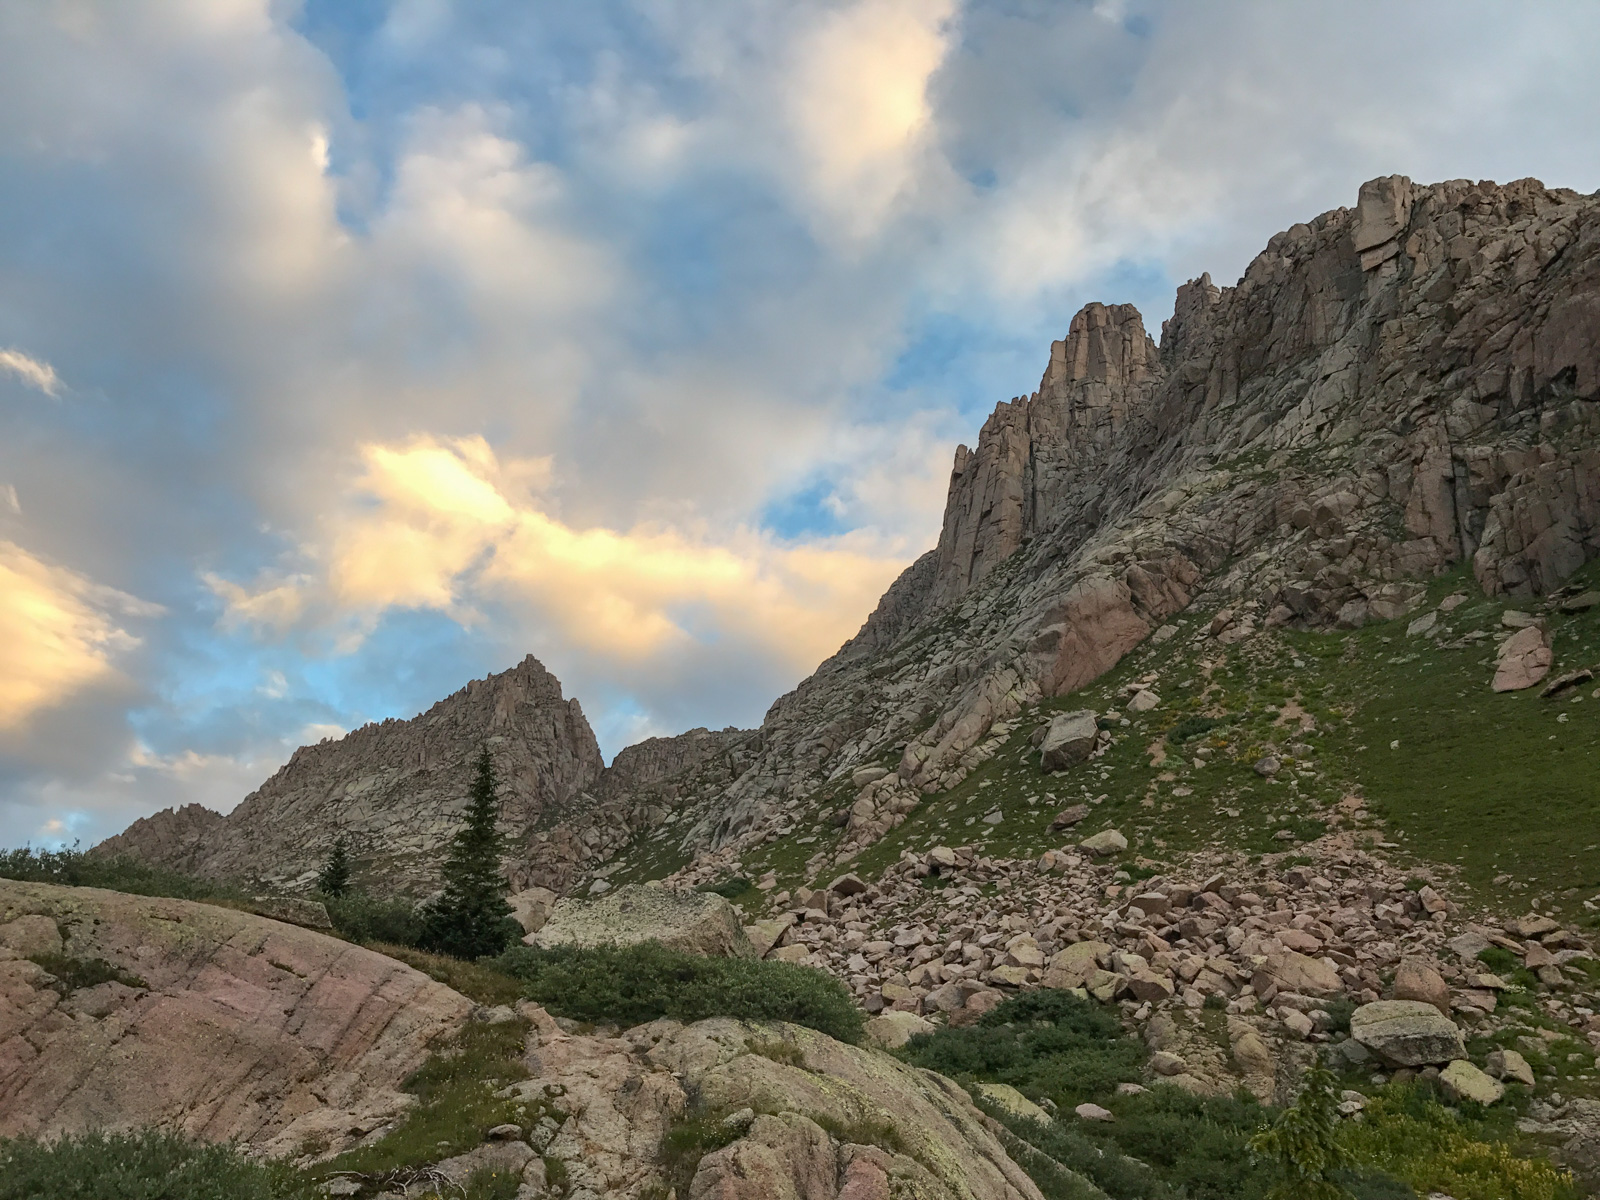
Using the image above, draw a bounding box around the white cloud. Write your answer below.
[783,0,959,241]
[0,348,61,397]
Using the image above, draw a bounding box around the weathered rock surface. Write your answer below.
[533,885,755,958]
[503,1010,1047,1200]
[1350,1000,1467,1066]
[1492,624,1554,691]
[1039,711,1100,771]
[0,880,472,1157]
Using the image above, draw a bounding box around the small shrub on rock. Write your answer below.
[0,1130,313,1199]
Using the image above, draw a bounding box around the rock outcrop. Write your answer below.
[508,1011,1046,1200]
[656,174,1600,863]
[0,880,473,1157]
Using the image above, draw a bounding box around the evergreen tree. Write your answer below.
[419,749,516,960]
[316,834,352,898]
[1249,1062,1353,1200]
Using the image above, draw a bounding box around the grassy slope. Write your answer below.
[804,559,1600,931]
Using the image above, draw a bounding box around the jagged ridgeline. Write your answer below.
[98,174,1600,895]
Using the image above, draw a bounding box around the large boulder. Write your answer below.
[1492,625,1553,692]
[0,880,472,1157]
[1349,1000,1467,1067]
[509,886,558,935]
[532,884,756,958]
[1039,711,1099,770]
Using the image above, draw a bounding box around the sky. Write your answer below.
[2,0,1599,851]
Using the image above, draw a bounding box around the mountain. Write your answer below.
[100,173,1600,898]
[97,654,753,894]
[612,174,1598,875]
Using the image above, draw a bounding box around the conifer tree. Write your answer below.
[1249,1061,1352,1200]
[420,749,516,960]
[316,834,352,898]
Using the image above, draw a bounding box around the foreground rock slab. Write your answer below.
[0,880,473,1157]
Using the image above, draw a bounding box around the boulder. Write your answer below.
[0,913,63,957]
[508,886,558,934]
[975,1083,1050,1125]
[1049,805,1090,831]
[1392,957,1451,1015]
[1349,1000,1466,1066]
[433,1139,536,1188]
[744,916,796,959]
[1039,711,1099,771]
[1126,690,1160,713]
[851,766,892,788]
[646,1019,1046,1200]
[830,873,869,897]
[1042,941,1110,990]
[1439,1060,1505,1105]
[1074,1103,1114,1122]
[1252,951,1343,998]
[863,1011,935,1051]
[0,880,472,1156]
[1079,829,1128,857]
[1486,1048,1536,1087]
[1492,625,1552,692]
[533,884,755,958]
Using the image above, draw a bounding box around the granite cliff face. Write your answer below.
[651,174,1600,866]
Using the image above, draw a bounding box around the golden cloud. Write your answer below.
[212,435,913,674]
[0,542,151,729]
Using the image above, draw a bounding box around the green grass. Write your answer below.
[808,560,1600,928]
[311,1017,536,1189]
[493,942,864,1043]
[0,1130,315,1200]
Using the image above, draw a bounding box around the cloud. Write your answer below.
[784,0,959,241]
[0,348,61,396]
[212,434,913,676]
[0,541,157,730]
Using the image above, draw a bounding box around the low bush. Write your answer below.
[368,942,525,1007]
[0,1129,314,1199]
[1339,1085,1576,1200]
[493,942,865,1043]
[324,891,427,948]
[28,952,146,995]
[696,877,752,899]
[899,988,1144,1105]
[0,847,246,904]
[1164,714,1235,746]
